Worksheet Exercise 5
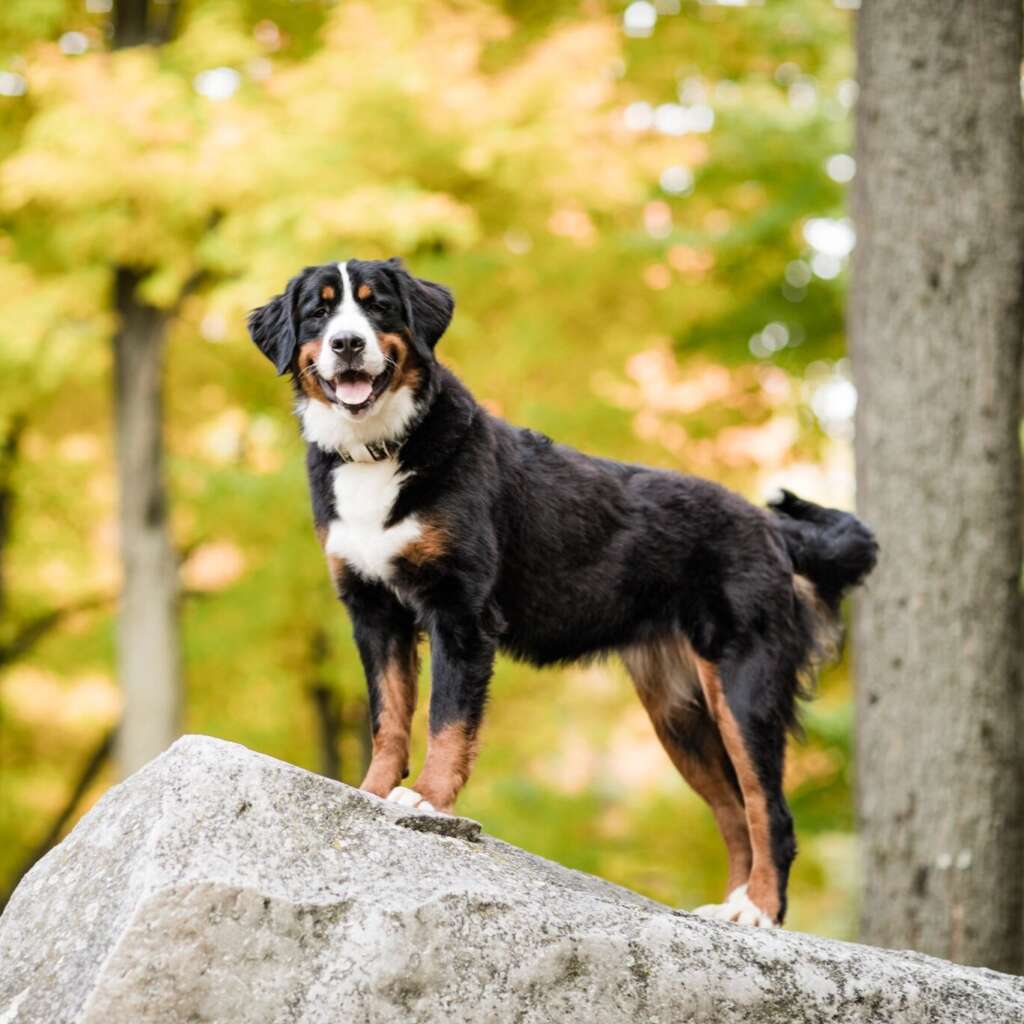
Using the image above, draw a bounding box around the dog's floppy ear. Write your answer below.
[247,271,306,375]
[385,258,454,360]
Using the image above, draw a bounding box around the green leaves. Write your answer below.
[0,0,862,934]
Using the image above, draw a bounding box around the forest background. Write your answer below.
[0,0,867,937]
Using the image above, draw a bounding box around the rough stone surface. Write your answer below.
[1,736,1021,1023]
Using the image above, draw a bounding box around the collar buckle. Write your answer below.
[337,438,401,464]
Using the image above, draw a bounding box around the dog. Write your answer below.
[247,257,877,928]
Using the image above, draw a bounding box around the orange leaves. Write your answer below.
[593,344,803,485]
[181,540,247,594]
[2,667,120,737]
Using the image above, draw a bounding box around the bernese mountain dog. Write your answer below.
[248,257,877,928]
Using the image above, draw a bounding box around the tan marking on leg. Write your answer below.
[687,756,752,895]
[360,646,419,799]
[624,637,752,896]
[694,657,781,922]
[320,285,336,302]
[357,283,372,300]
[622,634,702,720]
[411,722,478,813]
[401,522,447,567]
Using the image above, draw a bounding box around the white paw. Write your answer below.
[386,786,436,812]
[692,885,776,928]
[693,901,735,920]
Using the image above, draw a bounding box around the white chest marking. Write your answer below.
[299,386,418,457]
[325,459,421,582]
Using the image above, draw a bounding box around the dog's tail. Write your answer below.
[768,488,878,623]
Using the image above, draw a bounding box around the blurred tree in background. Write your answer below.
[0,0,860,933]
[851,0,1024,973]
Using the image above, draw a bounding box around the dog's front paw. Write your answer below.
[692,885,776,929]
[386,786,436,812]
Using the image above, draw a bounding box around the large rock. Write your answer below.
[0,736,1020,1023]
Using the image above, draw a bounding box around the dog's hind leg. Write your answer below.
[622,638,753,900]
[694,653,796,927]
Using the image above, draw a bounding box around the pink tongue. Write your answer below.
[336,377,373,405]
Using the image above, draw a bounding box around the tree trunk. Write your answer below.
[113,0,181,49]
[850,0,1024,973]
[113,269,181,777]
[308,626,342,780]
[113,0,151,47]
[0,416,24,619]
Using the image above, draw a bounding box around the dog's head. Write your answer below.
[247,258,453,421]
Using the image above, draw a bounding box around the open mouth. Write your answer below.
[320,368,392,414]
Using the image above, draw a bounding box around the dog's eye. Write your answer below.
[313,305,329,318]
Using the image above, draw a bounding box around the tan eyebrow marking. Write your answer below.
[320,285,336,301]
[357,283,372,301]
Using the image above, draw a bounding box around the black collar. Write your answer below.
[335,437,403,464]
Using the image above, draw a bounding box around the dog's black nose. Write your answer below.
[330,333,366,356]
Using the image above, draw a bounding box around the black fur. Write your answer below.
[249,258,878,924]
[383,257,455,361]
[768,489,878,611]
[247,271,304,375]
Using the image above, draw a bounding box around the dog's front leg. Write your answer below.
[390,613,496,814]
[341,573,420,799]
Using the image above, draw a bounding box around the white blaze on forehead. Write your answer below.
[316,260,386,379]
[331,261,376,341]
